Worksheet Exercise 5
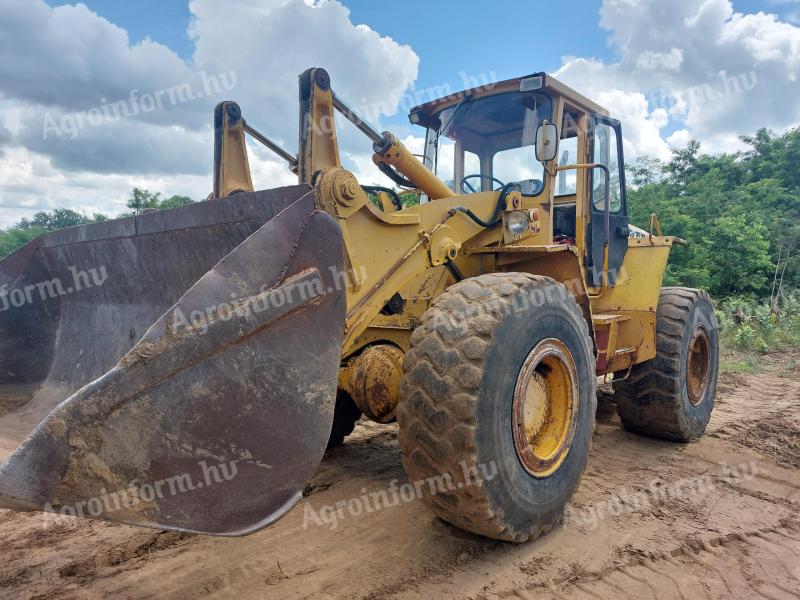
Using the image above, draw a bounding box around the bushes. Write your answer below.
[0,226,46,258]
[718,294,800,353]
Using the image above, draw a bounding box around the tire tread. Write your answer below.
[397,273,595,542]
[614,287,716,441]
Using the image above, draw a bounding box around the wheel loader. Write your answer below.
[0,68,719,542]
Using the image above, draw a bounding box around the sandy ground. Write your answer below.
[1,366,800,599]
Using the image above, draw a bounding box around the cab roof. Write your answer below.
[409,72,610,128]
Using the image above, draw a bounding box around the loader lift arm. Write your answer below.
[213,68,456,202]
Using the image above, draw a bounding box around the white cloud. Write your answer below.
[635,48,684,72]
[556,0,800,158]
[0,146,213,224]
[187,0,418,145]
[0,1,197,119]
[666,129,692,148]
[0,0,419,226]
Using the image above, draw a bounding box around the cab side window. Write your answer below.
[591,123,623,213]
[556,136,578,196]
[556,111,582,197]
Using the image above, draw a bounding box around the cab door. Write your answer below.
[587,116,629,287]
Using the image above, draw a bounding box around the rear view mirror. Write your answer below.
[535,122,559,162]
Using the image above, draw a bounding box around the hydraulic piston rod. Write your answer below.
[332,94,384,146]
[243,121,299,170]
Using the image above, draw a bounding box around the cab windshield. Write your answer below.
[424,91,552,195]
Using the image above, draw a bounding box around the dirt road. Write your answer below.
[1,367,799,599]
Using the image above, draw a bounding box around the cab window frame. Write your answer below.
[423,90,555,197]
[589,115,627,215]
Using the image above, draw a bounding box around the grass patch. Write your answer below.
[720,350,763,375]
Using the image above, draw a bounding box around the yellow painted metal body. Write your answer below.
[513,338,579,477]
[213,102,254,198]
[592,237,673,370]
[214,69,676,413]
[339,344,404,423]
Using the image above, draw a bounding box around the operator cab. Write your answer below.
[418,89,549,197]
[409,72,629,287]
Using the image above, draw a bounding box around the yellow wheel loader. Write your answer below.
[0,68,719,542]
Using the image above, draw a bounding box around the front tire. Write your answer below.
[614,287,719,441]
[397,273,596,542]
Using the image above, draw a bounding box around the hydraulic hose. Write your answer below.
[450,182,516,228]
[362,185,404,211]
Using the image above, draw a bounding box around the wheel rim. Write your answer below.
[687,326,711,406]
[512,339,579,478]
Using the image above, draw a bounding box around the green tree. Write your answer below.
[704,215,773,297]
[666,139,702,191]
[0,226,45,258]
[127,188,162,214]
[626,156,664,187]
[0,188,194,258]
[0,208,108,258]
[158,195,194,209]
[626,126,800,296]
[26,208,92,231]
[740,127,800,190]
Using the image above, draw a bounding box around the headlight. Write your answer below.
[505,211,530,235]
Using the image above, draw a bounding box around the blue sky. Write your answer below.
[43,0,616,126]
[44,0,799,133]
[47,0,614,66]
[45,0,796,78]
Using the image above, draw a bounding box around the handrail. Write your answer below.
[554,162,611,297]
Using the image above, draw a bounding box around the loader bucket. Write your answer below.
[0,185,346,536]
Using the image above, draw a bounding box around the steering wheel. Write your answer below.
[460,174,506,194]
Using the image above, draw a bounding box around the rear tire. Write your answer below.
[397,273,596,542]
[326,391,361,449]
[614,287,719,441]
